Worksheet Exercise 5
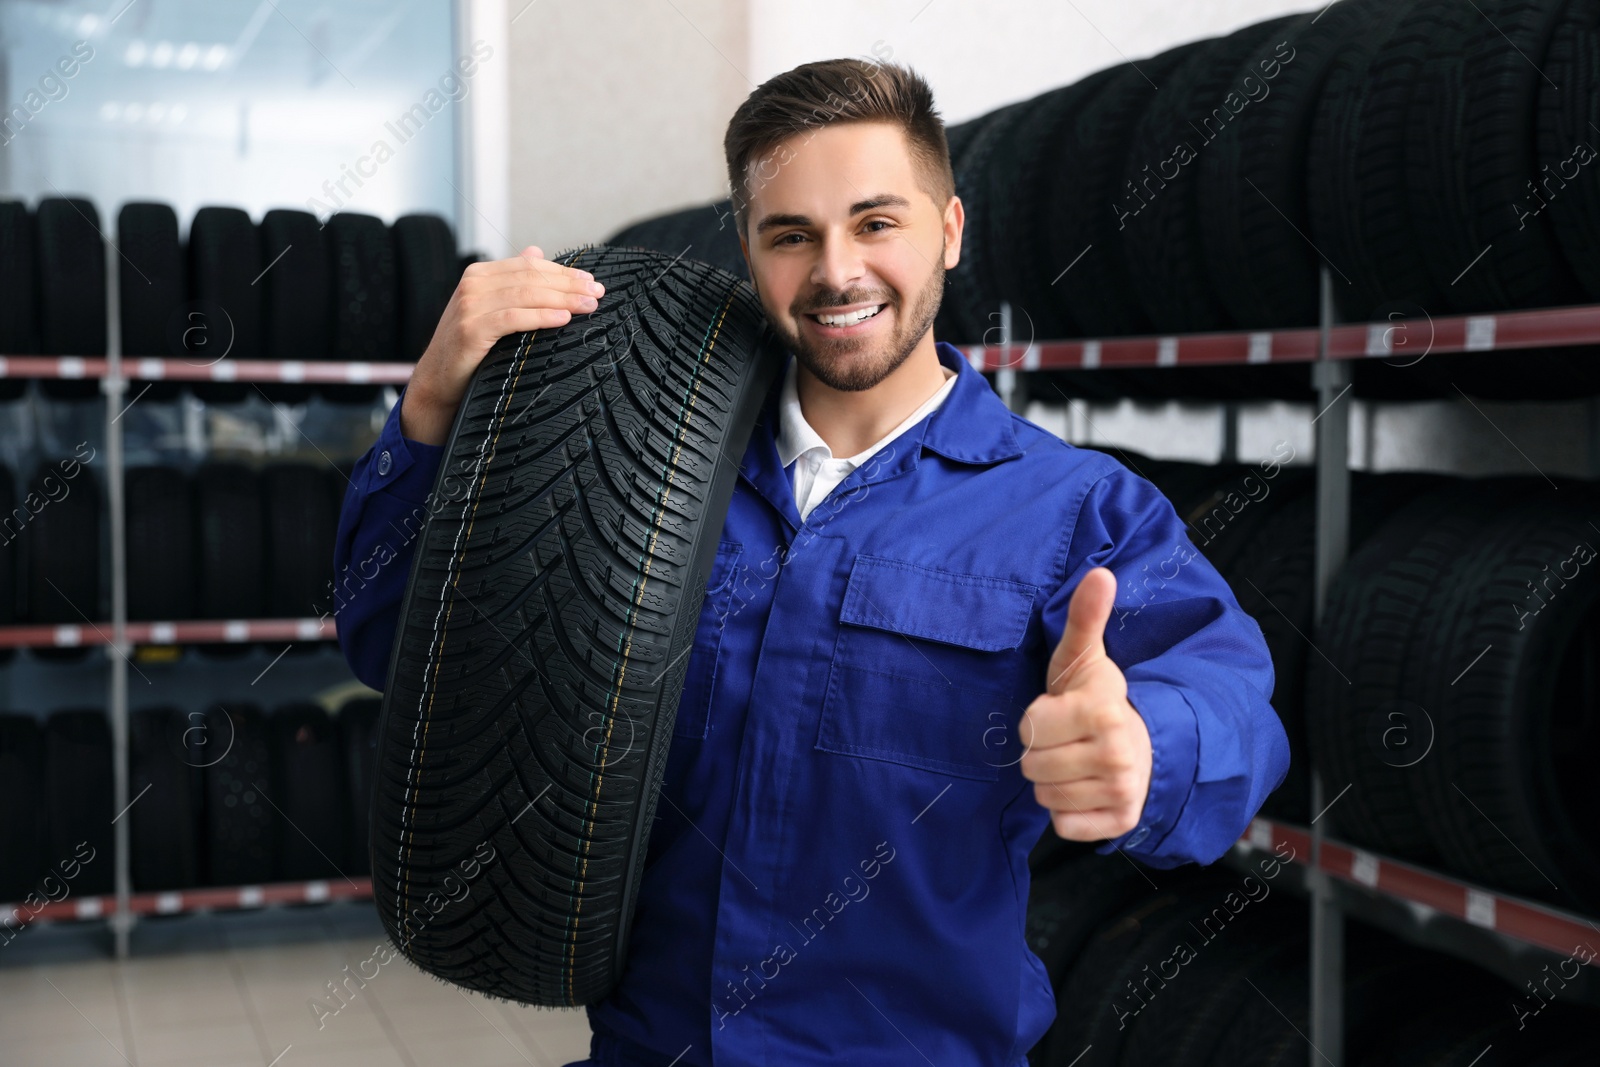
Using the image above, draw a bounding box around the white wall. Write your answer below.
[504,0,748,258]
[747,0,1328,124]
[456,0,513,258]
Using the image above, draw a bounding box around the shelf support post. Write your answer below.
[1220,401,1240,463]
[995,301,1027,413]
[104,231,132,960]
[1310,265,1350,1064]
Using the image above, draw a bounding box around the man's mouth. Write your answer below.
[805,303,888,330]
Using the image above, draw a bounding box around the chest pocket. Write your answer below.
[815,555,1039,781]
[672,541,743,741]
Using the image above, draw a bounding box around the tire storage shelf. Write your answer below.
[973,279,1600,1063]
[6,878,373,924]
[1232,817,1600,1007]
[0,199,473,957]
[957,301,1600,372]
[0,356,414,385]
[0,355,387,947]
[0,618,336,649]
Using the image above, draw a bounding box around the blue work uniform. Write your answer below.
[332,338,1290,1067]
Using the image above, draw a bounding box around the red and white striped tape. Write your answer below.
[0,618,336,649]
[1238,818,1600,961]
[0,356,415,383]
[2,878,372,926]
[961,303,1600,372]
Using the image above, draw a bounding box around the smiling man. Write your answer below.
[333,56,1288,1067]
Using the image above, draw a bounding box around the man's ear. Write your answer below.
[943,194,964,271]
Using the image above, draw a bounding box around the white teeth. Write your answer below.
[815,304,884,327]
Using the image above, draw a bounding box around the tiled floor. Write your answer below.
[0,901,595,1067]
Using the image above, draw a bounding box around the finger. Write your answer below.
[1046,566,1116,696]
[468,271,605,308]
[1020,694,1091,752]
[1021,735,1104,781]
[469,249,596,284]
[521,248,600,287]
[515,265,605,298]
[467,248,553,274]
[1034,776,1119,813]
[470,306,577,338]
[1027,675,1133,748]
[1036,767,1152,819]
[1043,779,1127,835]
[1050,808,1125,843]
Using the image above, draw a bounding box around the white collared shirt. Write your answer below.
[775,356,958,522]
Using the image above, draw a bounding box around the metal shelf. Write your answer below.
[2,235,407,961]
[980,280,1600,1062]
[0,354,415,383]
[958,299,1600,371]
[2,877,372,929]
[0,618,337,649]
[1225,819,1600,1008]
[0,617,336,649]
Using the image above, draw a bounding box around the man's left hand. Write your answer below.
[1018,566,1154,842]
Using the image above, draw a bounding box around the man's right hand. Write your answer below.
[400,245,607,445]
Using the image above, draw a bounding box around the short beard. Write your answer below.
[773,239,946,393]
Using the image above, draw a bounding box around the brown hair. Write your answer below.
[723,56,954,240]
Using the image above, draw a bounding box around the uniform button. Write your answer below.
[1125,826,1150,848]
[377,449,392,476]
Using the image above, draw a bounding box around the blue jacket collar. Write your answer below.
[738,339,1024,530]
[922,340,1026,466]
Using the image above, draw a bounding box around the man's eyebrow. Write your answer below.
[754,193,912,235]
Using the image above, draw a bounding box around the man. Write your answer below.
[334,56,1288,1067]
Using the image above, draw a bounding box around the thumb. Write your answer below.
[1046,566,1116,695]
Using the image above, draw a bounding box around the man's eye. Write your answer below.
[776,233,806,246]
[864,220,891,232]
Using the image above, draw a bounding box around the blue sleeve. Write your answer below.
[1039,460,1289,869]
[331,388,447,691]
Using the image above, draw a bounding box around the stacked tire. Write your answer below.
[0,696,382,898]
[17,457,101,661]
[605,199,747,283]
[0,199,463,405]
[136,461,341,625]
[1085,446,1435,825]
[1079,448,1600,918]
[1306,475,1600,915]
[1023,846,1600,1065]
[0,459,345,656]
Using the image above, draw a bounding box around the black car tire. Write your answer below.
[372,245,782,1005]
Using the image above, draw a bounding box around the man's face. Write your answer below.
[737,120,963,392]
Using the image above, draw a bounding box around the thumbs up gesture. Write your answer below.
[1019,567,1153,843]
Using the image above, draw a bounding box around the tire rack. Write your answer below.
[1230,817,1600,1006]
[0,239,414,959]
[3,278,1598,1015]
[0,618,338,648]
[977,273,1600,1064]
[5,879,374,925]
